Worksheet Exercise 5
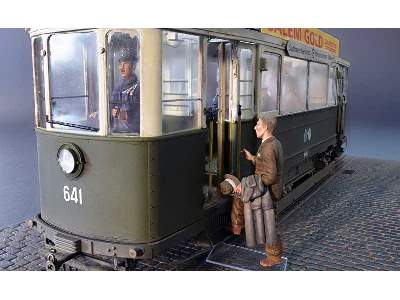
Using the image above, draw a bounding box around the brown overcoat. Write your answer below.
[253,136,284,201]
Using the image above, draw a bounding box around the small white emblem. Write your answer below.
[304,128,312,143]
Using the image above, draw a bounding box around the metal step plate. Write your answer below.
[206,241,288,271]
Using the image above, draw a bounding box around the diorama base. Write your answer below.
[206,241,288,271]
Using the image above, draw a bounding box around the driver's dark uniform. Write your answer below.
[110,75,140,133]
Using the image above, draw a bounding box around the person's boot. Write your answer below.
[260,239,283,267]
[230,224,243,235]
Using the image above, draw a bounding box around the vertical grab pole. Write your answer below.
[208,120,214,188]
[236,104,242,179]
[217,43,226,183]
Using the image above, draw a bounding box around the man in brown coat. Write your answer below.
[234,112,284,267]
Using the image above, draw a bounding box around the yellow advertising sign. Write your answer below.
[261,28,340,57]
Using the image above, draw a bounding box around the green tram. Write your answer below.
[28,28,349,270]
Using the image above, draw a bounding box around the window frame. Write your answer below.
[327,65,338,107]
[32,36,46,128]
[256,45,283,116]
[234,43,256,122]
[160,30,203,135]
[307,61,330,111]
[278,55,335,116]
[105,29,142,136]
[279,55,309,115]
[44,29,106,136]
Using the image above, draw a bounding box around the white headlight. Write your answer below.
[58,149,76,174]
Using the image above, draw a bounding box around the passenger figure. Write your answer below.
[220,112,284,267]
[220,174,245,235]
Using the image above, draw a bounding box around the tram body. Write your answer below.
[29,28,349,269]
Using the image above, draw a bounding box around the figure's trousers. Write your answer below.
[231,194,244,228]
[243,190,278,248]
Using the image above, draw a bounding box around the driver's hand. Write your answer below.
[112,107,119,118]
[89,111,98,119]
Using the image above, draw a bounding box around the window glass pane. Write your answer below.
[107,31,140,134]
[327,66,337,106]
[49,32,99,131]
[308,62,328,110]
[33,37,46,128]
[239,48,254,119]
[343,67,349,97]
[259,52,279,113]
[225,43,232,120]
[162,31,201,134]
[280,57,307,114]
[206,43,219,110]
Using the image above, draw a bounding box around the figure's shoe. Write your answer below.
[259,255,282,267]
[226,224,243,235]
[260,239,283,267]
[232,224,243,235]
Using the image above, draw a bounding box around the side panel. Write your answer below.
[275,106,338,184]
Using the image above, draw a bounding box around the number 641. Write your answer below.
[63,185,83,205]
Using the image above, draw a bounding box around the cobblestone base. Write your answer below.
[0,223,45,271]
[2,156,400,271]
[280,156,400,270]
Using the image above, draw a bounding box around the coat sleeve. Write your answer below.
[257,144,278,186]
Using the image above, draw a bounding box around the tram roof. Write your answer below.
[28,28,350,66]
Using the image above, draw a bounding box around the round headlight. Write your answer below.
[57,144,85,178]
[58,149,76,174]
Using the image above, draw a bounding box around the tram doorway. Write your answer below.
[205,40,233,188]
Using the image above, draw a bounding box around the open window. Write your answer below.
[161,31,202,134]
[48,32,100,132]
[280,56,307,114]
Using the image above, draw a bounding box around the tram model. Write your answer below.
[27,28,350,270]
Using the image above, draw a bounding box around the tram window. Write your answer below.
[327,66,337,106]
[239,48,254,120]
[308,62,328,110]
[33,37,46,128]
[336,66,345,96]
[259,52,279,113]
[343,67,349,96]
[280,57,307,114]
[49,32,99,131]
[107,31,140,134]
[162,31,201,134]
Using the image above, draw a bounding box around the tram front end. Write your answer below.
[29,29,206,270]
